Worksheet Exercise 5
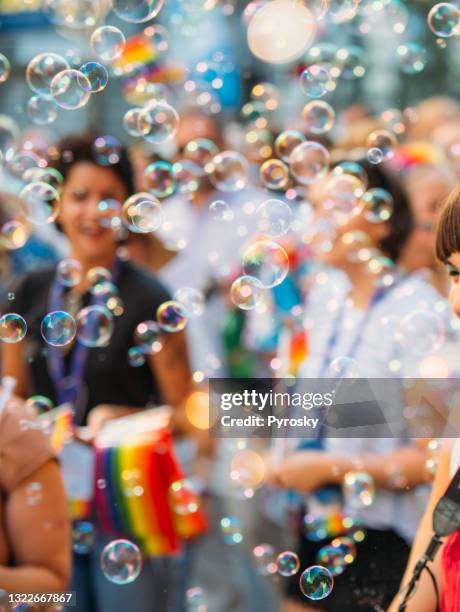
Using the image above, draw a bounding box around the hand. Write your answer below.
[86,404,126,442]
[267,450,347,493]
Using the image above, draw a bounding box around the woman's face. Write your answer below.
[58,162,128,263]
[446,252,460,318]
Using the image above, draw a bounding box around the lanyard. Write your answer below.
[46,258,121,416]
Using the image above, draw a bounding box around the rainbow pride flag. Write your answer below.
[38,405,74,452]
[94,408,207,556]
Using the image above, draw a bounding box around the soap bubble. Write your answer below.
[122,193,163,233]
[300,64,333,98]
[57,258,82,287]
[144,161,176,198]
[277,551,300,577]
[26,53,69,96]
[98,199,121,229]
[23,167,64,190]
[329,0,360,23]
[174,287,205,317]
[343,471,375,508]
[259,159,290,190]
[209,199,232,221]
[157,300,187,332]
[139,101,180,144]
[135,320,163,354]
[397,310,445,355]
[25,395,54,415]
[367,147,384,165]
[128,346,146,367]
[230,275,264,310]
[242,241,289,288]
[41,311,77,347]
[208,151,249,191]
[366,129,397,160]
[168,479,200,514]
[275,130,306,162]
[171,160,201,194]
[73,521,96,554]
[334,45,366,80]
[20,182,60,225]
[397,43,427,74]
[0,54,10,83]
[92,135,121,166]
[183,138,219,170]
[361,188,393,223]
[0,313,27,343]
[123,108,149,137]
[79,62,108,92]
[252,544,277,576]
[6,150,40,180]
[27,95,58,125]
[186,587,208,611]
[316,545,347,576]
[299,565,334,600]
[50,69,91,110]
[256,199,292,237]
[111,0,164,22]
[302,100,335,135]
[77,305,114,347]
[428,3,459,37]
[87,267,112,287]
[289,141,329,185]
[220,516,243,545]
[320,174,364,224]
[0,220,29,250]
[100,539,142,585]
[91,26,126,61]
[44,0,100,28]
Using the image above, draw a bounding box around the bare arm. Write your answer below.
[1,342,28,399]
[0,460,71,591]
[388,441,453,612]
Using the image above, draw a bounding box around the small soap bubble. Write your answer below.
[0,313,27,343]
[343,471,375,508]
[299,565,334,600]
[27,95,58,125]
[277,551,300,577]
[186,587,208,611]
[220,516,243,545]
[252,544,277,576]
[77,305,114,347]
[41,311,77,347]
[157,300,188,332]
[57,258,82,287]
[128,346,146,367]
[100,539,142,585]
[73,521,96,554]
[174,287,205,317]
[230,275,264,310]
[208,151,249,192]
[242,240,289,288]
[91,26,126,62]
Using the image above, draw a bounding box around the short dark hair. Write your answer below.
[435,183,460,262]
[49,132,135,197]
[358,159,414,262]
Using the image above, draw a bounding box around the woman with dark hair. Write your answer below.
[269,160,444,611]
[1,133,192,611]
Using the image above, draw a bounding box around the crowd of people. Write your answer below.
[1,91,460,612]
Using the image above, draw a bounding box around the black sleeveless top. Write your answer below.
[5,259,171,425]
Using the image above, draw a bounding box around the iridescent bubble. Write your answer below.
[367,147,384,165]
[321,174,364,223]
[0,220,29,250]
[366,129,397,160]
[91,26,126,61]
[252,544,277,576]
[259,159,290,190]
[274,130,306,163]
[277,551,300,577]
[144,161,176,198]
[230,275,264,310]
[171,160,201,194]
[124,108,149,137]
[183,138,219,171]
[77,305,114,347]
[209,199,232,221]
[111,0,165,23]
[27,95,58,125]
[316,545,347,576]
[397,43,427,74]
[122,193,162,233]
[220,516,243,545]
[208,151,249,192]
[300,64,333,98]
[25,394,54,415]
[92,135,121,166]
[168,479,200,514]
[26,53,69,96]
[256,199,292,237]
[157,300,187,332]
[0,313,27,343]
[23,167,64,191]
[142,24,169,55]
[186,587,208,611]
[242,240,289,288]
[57,258,82,287]
[174,287,205,317]
[41,311,77,347]
[428,3,459,37]
[140,101,180,144]
[330,536,356,564]
[98,198,121,229]
[343,471,375,508]
[380,108,406,136]
[397,310,445,355]
[79,62,108,93]
[243,127,273,163]
[0,54,10,83]
[44,0,100,28]
[289,141,329,185]
[329,0,360,23]
[361,188,393,223]
[128,346,146,367]
[25,481,43,505]
[100,539,142,585]
[90,280,118,304]
[50,69,91,110]
[6,150,40,180]
[20,182,60,225]
[303,513,329,541]
[73,521,96,554]
[332,161,368,188]
[250,81,280,111]
[299,566,334,600]
[135,320,163,354]
[334,45,366,80]
[87,267,112,287]
[302,100,335,135]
